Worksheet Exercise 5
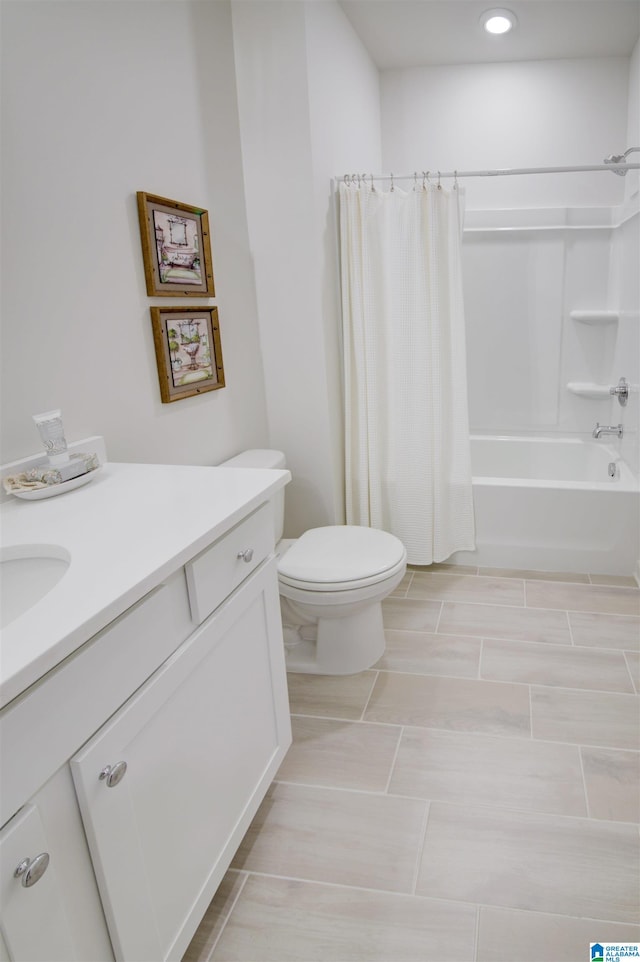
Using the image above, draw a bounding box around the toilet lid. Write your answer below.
[277,526,406,588]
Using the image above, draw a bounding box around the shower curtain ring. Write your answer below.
[413,171,418,191]
[437,171,442,190]
[390,172,395,192]
[454,170,458,190]
[370,173,375,191]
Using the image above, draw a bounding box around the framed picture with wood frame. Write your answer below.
[137,192,215,296]
[150,306,225,403]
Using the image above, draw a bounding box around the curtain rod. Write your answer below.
[337,163,640,184]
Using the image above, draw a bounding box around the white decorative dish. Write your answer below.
[13,467,102,501]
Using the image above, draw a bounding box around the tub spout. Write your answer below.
[592,423,623,439]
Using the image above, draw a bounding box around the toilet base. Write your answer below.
[283,602,386,675]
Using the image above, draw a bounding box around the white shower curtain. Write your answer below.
[339,180,475,564]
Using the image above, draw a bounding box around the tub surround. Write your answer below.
[567,382,618,399]
[570,310,620,325]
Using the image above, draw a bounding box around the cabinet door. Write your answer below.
[71,559,291,962]
[0,804,75,962]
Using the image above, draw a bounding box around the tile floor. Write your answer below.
[184,565,640,962]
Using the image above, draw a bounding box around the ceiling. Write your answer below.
[338,1,640,68]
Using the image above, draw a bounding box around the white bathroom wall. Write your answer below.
[381,58,630,208]
[381,57,633,440]
[304,0,382,526]
[624,38,640,205]
[609,213,640,475]
[232,0,380,535]
[1,1,269,466]
[610,37,640,476]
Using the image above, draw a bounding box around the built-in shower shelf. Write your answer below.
[570,310,619,325]
[567,382,611,399]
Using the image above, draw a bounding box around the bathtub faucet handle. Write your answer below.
[610,377,629,406]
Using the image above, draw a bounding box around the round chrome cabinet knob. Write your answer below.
[14,853,50,887]
[237,548,254,563]
[99,760,128,787]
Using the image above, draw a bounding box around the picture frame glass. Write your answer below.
[152,205,203,287]
[167,314,214,389]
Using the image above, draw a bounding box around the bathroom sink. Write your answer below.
[0,546,71,629]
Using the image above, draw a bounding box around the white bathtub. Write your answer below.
[448,435,640,575]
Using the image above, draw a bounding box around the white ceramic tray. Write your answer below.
[13,467,101,500]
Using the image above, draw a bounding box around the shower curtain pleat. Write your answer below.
[339,182,475,565]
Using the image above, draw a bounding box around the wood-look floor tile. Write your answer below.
[581,746,640,823]
[183,871,246,962]
[531,686,640,750]
[438,601,571,644]
[276,716,401,792]
[590,573,640,588]
[363,671,531,736]
[381,598,441,632]
[416,802,639,922]
[186,560,640,959]
[480,567,590,583]
[626,651,640,692]
[231,783,427,894]
[477,906,640,962]
[376,630,481,677]
[569,611,640,651]
[286,671,377,720]
[210,875,477,962]
[408,571,524,605]
[389,727,586,816]
[389,572,413,598]
[526,580,640,616]
[481,638,634,692]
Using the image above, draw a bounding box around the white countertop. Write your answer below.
[0,460,290,708]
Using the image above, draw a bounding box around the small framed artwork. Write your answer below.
[137,192,215,296]
[150,306,225,403]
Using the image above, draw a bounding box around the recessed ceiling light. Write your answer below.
[480,8,517,35]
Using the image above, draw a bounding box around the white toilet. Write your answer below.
[220,450,407,674]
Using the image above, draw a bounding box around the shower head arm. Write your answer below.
[604,147,639,174]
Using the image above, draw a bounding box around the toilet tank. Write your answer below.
[219,449,286,542]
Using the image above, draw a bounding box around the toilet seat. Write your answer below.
[277,526,406,593]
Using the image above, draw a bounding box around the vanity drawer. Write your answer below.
[185,502,274,624]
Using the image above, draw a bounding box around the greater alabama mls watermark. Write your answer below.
[591,944,640,962]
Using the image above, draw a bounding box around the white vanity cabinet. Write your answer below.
[0,804,76,961]
[0,477,292,962]
[71,557,291,962]
[0,768,114,962]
